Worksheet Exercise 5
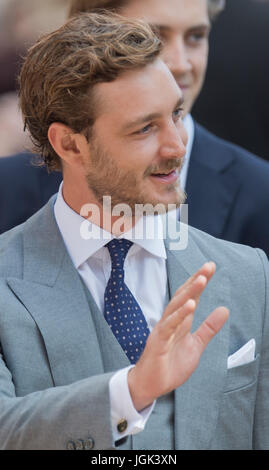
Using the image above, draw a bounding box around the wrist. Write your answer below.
[127,366,154,412]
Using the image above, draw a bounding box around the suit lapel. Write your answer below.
[7,198,104,386]
[165,231,230,449]
[186,123,239,238]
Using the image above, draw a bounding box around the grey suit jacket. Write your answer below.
[0,197,268,450]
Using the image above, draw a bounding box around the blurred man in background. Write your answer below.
[0,0,68,157]
[193,0,269,161]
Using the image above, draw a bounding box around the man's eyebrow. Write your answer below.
[150,24,172,36]
[187,23,211,33]
[152,23,210,34]
[121,97,184,133]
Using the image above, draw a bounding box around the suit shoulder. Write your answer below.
[0,224,24,279]
[187,225,269,326]
[188,224,268,273]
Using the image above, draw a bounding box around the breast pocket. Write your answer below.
[223,354,260,393]
[210,354,260,449]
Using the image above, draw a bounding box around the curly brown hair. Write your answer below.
[19,12,162,171]
[68,0,225,21]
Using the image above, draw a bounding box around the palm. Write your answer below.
[128,262,229,411]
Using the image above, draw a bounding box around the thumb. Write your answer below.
[193,306,229,353]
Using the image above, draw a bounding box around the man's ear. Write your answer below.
[48,122,88,167]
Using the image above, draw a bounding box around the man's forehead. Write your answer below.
[93,59,182,122]
[121,0,210,29]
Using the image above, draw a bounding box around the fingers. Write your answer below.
[193,306,229,353]
[163,261,216,320]
[159,303,229,354]
[160,299,196,341]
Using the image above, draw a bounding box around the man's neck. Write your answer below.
[62,181,142,236]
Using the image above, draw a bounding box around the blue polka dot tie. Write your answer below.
[104,239,150,364]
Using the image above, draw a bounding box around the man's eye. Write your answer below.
[189,32,208,44]
[173,107,184,121]
[136,124,152,135]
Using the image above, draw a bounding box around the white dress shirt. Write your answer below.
[54,187,167,441]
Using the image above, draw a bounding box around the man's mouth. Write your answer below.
[175,79,191,92]
[150,169,179,183]
[178,83,190,89]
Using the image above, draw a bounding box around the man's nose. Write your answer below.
[159,121,187,160]
[162,36,192,76]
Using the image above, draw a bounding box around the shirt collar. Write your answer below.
[54,183,167,269]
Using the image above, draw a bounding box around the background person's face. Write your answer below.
[121,0,210,117]
[84,60,187,212]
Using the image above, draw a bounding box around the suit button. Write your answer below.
[75,439,84,450]
[84,437,95,450]
[117,419,128,433]
[67,440,76,450]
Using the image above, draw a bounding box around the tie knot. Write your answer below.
[106,239,133,269]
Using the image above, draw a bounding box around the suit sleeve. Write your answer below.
[253,249,269,449]
[0,355,115,450]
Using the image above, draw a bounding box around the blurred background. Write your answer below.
[193,0,269,162]
[0,0,68,157]
[0,0,268,162]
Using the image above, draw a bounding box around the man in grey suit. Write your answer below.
[0,12,268,450]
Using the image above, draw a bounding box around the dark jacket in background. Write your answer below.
[186,123,269,257]
[193,0,269,162]
[0,153,62,233]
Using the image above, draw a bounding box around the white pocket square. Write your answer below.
[227,338,256,369]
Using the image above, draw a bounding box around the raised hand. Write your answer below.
[128,262,229,411]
